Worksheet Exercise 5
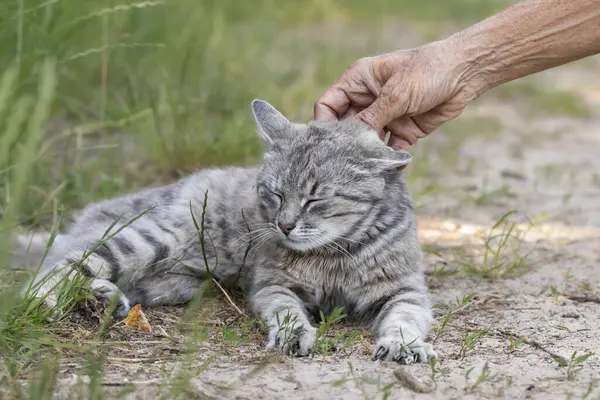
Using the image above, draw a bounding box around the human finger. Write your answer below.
[314,86,351,121]
[384,116,427,147]
[388,136,412,151]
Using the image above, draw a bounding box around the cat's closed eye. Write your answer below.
[270,191,283,202]
[303,198,324,208]
[261,186,283,202]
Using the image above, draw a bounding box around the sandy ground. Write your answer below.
[30,22,600,400]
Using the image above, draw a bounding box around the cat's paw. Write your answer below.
[29,279,131,321]
[372,335,436,365]
[90,279,131,318]
[266,322,317,357]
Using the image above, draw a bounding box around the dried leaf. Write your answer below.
[124,304,152,333]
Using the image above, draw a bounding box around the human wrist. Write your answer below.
[435,32,494,101]
[443,22,527,97]
[423,37,488,102]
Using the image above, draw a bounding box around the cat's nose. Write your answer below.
[278,222,296,235]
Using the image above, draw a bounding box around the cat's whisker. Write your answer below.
[329,234,369,247]
[317,235,360,267]
[230,228,272,247]
[230,230,274,261]
[305,228,365,247]
[305,234,360,268]
[329,242,360,267]
[319,242,351,264]
[231,226,275,245]
[246,233,274,261]
[246,245,268,263]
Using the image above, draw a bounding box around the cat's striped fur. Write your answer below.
[15,100,435,364]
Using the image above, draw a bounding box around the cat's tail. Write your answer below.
[7,232,57,271]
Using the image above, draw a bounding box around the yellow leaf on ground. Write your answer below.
[124,304,153,333]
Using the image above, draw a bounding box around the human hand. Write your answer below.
[314,40,483,150]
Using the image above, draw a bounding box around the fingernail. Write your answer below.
[391,140,411,151]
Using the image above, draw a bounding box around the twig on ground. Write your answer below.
[157,325,170,337]
[84,340,166,345]
[102,379,160,386]
[106,357,163,363]
[393,368,432,393]
[563,294,600,304]
[493,328,564,361]
[465,321,565,362]
[212,278,245,316]
[448,294,502,316]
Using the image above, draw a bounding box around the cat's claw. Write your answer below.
[372,336,436,365]
[266,324,316,357]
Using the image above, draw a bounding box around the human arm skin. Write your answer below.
[314,0,600,150]
[456,0,600,95]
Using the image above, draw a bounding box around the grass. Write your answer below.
[0,60,66,396]
[312,306,348,355]
[432,311,452,344]
[455,211,533,278]
[507,336,524,355]
[431,292,477,343]
[425,211,534,279]
[459,328,488,359]
[331,362,400,399]
[464,361,497,394]
[536,164,567,181]
[553,351,595,381]
[427,356,450,385]
[549,270,576,300]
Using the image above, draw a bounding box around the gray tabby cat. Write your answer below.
[14,99,436,364]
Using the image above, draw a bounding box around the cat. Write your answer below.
[13,99,436,364]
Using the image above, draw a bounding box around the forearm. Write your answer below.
[448,0,600,94]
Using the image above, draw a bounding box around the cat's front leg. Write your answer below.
[250,282,317,357]
[359,289,437,365]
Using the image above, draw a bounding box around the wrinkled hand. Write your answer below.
[314,41,481,150]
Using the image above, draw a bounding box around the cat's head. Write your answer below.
[251,99,412,252]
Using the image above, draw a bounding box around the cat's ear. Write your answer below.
[361,151,412,173]
[251,99,291,145]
